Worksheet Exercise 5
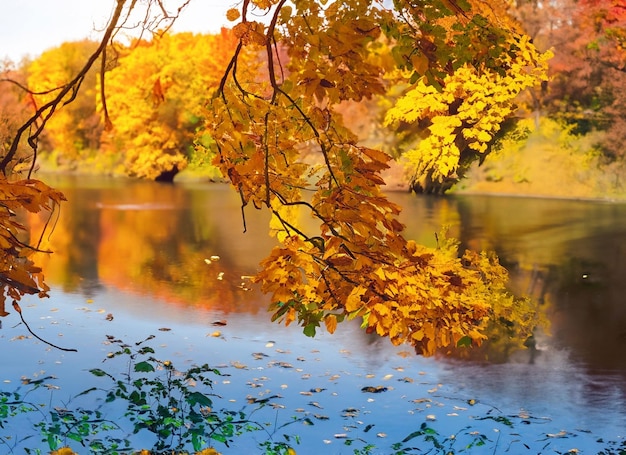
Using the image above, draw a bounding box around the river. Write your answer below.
[1,175,625,454]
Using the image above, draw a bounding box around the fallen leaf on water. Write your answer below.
[212,320,227,326]
[158,327,171,332]
[398,377,414,383]
[382,374,393,381]
[208,331,221,337]
[376,433,387,438]
[105,313,114,321]
[308,401,323,409]
[547,430,567,438]
[426,414,436,421]
[266,341,275,348]
[334,434,348,439]
[314,414,329,420]
[231,361,247,369]
[361,386,388,393]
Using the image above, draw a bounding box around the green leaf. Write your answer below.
[456,335,472,347]
[134,361,155,373]
[137,346,155,355]
[303,324,317,337]
[89,368,108,377]
[67,432,84,442]
[401,429,425,443]
[187,391,213,407]
[75,387,98,397]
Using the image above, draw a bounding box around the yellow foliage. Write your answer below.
[50,448,77,455]
[226,8,240,21]
[385,36,552,186]
[103,30,244,179]
[27,40,101,158]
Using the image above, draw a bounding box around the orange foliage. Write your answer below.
[0,177,65,315]
[27,40,102,159]
[205,0,546,354]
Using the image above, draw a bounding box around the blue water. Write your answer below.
[1,177,625,454]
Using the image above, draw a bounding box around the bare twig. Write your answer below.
[12,301,78,352]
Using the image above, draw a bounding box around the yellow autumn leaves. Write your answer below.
[385,34,553,186]
[205,0,549,355]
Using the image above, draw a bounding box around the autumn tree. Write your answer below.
[102,29,242,181]
[27,40,103,164]
[0,0,192,325]
[512,0,626,161]
[204,0,548,354]
[381,0,551,193]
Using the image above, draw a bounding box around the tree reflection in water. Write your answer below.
[4,175,624,452]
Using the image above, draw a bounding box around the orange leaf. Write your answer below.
[324,314,338,334]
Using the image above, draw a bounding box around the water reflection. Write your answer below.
[27,176,626,371]
[3,175,626,451]
[31,177,276,317]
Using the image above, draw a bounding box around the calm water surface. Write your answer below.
[1,175,625,453]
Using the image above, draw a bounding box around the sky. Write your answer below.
[0,0,233,63]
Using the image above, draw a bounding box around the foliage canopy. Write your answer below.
[203,0,549,353]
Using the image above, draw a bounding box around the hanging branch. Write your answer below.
[12,301,78,352]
